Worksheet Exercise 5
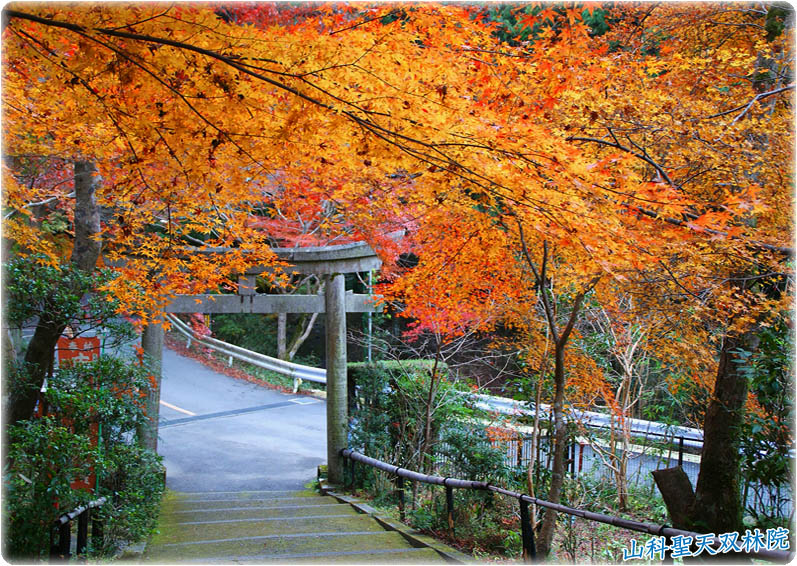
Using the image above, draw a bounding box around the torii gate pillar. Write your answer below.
[324,273,347,484]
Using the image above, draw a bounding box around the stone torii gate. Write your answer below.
[150,241,381,485]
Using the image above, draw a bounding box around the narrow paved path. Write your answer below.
[158,347,326,492]
[149,348,460,563]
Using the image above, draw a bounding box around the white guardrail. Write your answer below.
[166,314,703,447]
[166,314,326,392]
[469,393,705,449]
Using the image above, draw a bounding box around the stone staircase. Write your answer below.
[143,489,463,563]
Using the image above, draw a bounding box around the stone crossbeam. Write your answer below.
[165,293,380,314]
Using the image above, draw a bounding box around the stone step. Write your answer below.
[184,547,445,563]
[144,530,425,562]
[168,495,340,510]
[170,489,320,501]
[145,490,453,564]
[151,513,387,546]
[159,502,360,524]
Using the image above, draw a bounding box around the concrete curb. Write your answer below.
[320,481,473,564]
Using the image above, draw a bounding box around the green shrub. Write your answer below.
[210,313,278,355]
[347,359,467,472]
[95,444,164,553]
[3,356,165,559]
[4,417,96,559]
[438,422,511,482]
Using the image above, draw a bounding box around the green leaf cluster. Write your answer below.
[4,254,135,346]
[3,356,165,559]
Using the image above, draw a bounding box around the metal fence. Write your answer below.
[340,448,794,564]
[483,429,793,521]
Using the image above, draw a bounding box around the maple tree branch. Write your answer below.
[558,276,600,347]
[657,259,703,301]
[8,9,794,264]
[329,9,399,35]
[567,135,794,257]
[516,222,560,341]
[633,206,794,256]
[104,7,174,31]
[567,134,675,187]
[10,26,163,202]
[5,9,333,116]
[1,7,611,243]
[704,84,795,120]
[6,8,553,217]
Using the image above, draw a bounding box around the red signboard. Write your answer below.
[56,335,101,492]
[56,336,101,367]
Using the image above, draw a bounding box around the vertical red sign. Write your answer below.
[56,336,101,367]
[56,335,101,492]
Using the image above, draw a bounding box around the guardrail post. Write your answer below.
[517,437,523,467]
[58,521,71,559]
[678,437,684,467]
[49,524,58,559]
[347,457,355,490]
[445,484,455,535]
[397,476,405,521]
[662,533,673,565]
[77,510,88,555]
[569,441,576,476]
[520,498,536,563]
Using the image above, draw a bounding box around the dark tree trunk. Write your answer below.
[6,161,102,426]
[691,330,756,534]
[654,329,756,564]
[652,466,696,530]
[537,344,568,556]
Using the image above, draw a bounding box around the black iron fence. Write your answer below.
[478,428,794,521]
[340,448,794,564]
[50,496,106,561]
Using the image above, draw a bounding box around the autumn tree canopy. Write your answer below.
[3,1,794,553]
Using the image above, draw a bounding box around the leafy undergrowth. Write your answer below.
[343,480,667,564]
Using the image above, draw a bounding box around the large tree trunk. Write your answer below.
[70,162,103,272]
[691,330,755,533]
[7,161,102,426]
[654,327,756,563]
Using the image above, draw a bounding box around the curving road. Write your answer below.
[157,347,327,492]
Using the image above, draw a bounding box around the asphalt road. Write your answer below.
[157,347,327,492]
